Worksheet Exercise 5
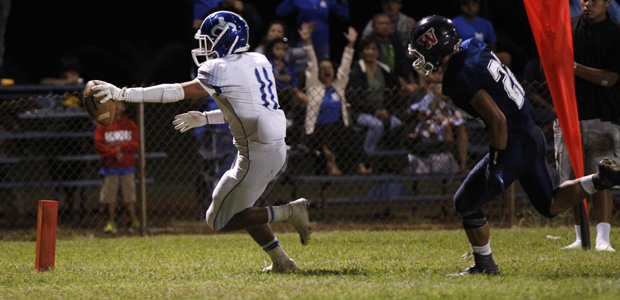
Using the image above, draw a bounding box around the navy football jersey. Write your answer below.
[443,38,534,138]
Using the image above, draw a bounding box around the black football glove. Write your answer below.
[486,146,505,196]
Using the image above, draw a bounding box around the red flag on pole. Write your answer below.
[523,0,590,247]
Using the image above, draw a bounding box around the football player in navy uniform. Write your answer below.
[409,15,620,276]
[91,11,310,273]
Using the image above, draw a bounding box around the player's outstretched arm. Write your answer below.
[93,80,209,103]
[172,110,227,133]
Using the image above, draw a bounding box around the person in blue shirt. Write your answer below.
[451,0,497,51]
[265,37,299,92]
[451,0,511,68]
[276,0,349,61]
[192,0,223,30]
[409,15,620,276]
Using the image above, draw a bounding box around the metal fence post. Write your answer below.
[138,102,147,236]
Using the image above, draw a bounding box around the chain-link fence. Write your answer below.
[0,81,611,236]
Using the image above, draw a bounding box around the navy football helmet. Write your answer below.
[408,15,461,75]
[192,11,250,66]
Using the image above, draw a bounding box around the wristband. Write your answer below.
[205,110,225,124]
[489,146,504,170]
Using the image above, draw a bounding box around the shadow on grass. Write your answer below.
[298,268,367,276]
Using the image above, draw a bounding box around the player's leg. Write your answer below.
[246,224,300,273]
[585,120,618,251]
[356,113,385,153]
[100,175,119,233]
[120,172,139,230]
[592,190,615,251]
[450,156,500,276]
[549,120,620,217]
[205,146,309,263]
[552,120,583,248]
[209,147,310,244]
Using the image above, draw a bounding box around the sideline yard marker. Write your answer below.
[35,200,58,271]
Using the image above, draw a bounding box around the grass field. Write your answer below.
[1,227,619,300]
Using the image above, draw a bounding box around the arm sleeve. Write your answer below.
[336,46,354,84]
[206,110,226,124]
[304,44,320,87]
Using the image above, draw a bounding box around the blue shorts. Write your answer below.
[454,126,557,218]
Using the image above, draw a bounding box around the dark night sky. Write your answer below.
[3,0,537,85]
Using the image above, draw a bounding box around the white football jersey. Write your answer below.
[196,53,286,160]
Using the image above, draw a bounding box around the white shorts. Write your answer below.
[206,143,287,230]
[554,119,620,181]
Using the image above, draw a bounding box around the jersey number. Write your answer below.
[254,67,279,110]
[487,57,525,109]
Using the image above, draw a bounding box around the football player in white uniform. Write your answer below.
[91,11,310,273]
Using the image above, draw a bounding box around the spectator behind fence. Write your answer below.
[265,37,299,91]
[192,0,223,30]
[254,20,288,55]
[302,23,369,175]
[555,0,620,252]
[40,55,84,85]
[361,0,415,53]
[94,101,140,233]
[451,0,511,68]
[264,35,307,147]
[406,72,468,173]
[254,20,308,90]
[275,0,350,61]
[522,56,555,140]
[91,11,311,273]
[207,0,263,47]
[367,14,412,91]
[347,34,402,154]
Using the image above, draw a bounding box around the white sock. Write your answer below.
[471,241,492,256]
[596,222,611,246]
[580,174,597,195]
[574,224,582,241]
[267,205,293,223]
[261,238,289,263]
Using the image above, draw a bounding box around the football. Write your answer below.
[83,80,115,126]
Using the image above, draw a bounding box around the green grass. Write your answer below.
[1,228,619,300]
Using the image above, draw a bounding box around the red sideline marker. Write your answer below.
[35,200,58,271]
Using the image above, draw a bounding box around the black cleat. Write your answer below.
[593,158,620,190]
[448,253,500,277]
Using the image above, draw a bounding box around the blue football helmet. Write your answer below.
[408,15,461,75]
[192,11,250,66]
